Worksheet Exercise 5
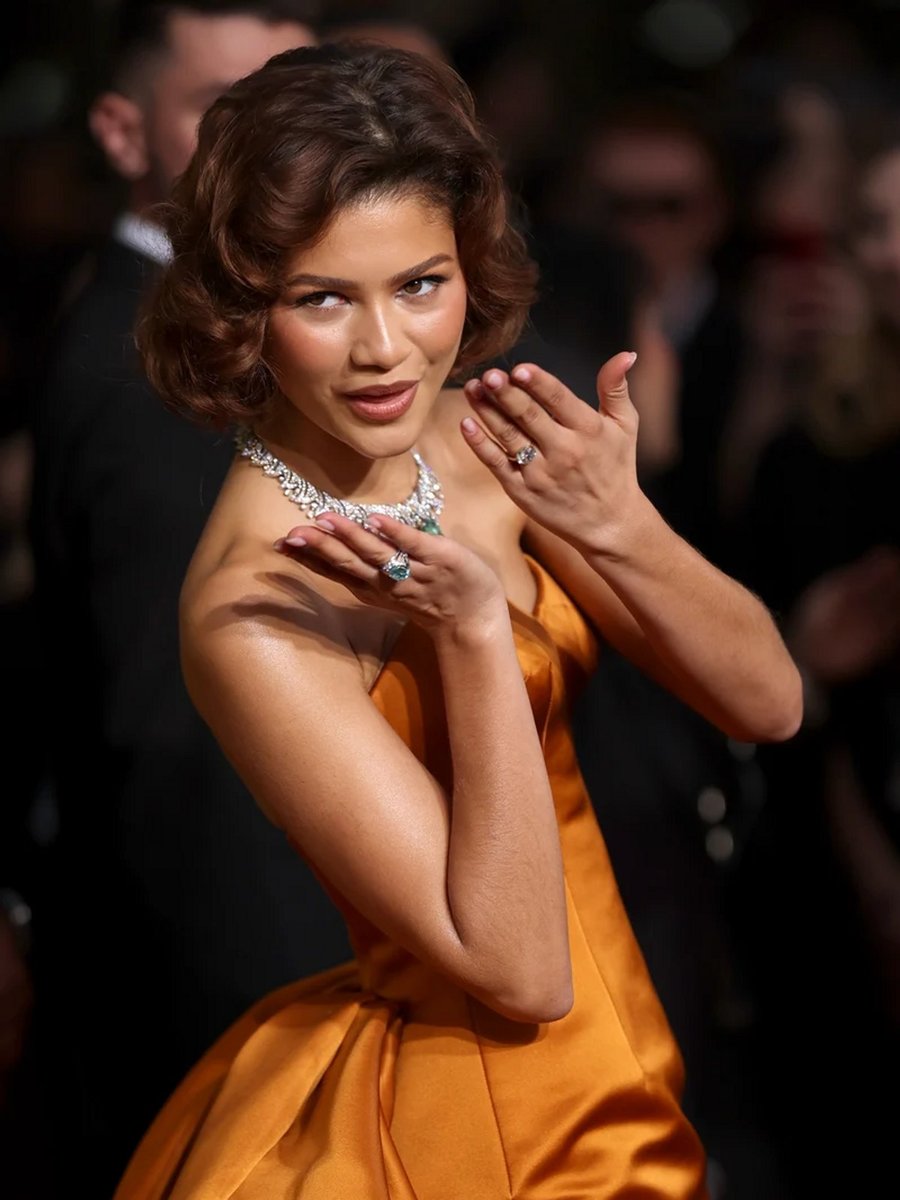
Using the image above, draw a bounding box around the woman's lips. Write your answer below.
[343,382,418,422]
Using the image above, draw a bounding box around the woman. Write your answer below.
[114,44,801,1199]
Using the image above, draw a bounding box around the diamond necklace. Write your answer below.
[235,428,444,535]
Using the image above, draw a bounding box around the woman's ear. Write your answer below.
[88,91,150,182]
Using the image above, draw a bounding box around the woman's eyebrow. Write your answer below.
[285,254,455,290]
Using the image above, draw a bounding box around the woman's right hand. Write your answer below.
[274,511,508,638]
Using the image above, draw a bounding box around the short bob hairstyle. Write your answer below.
[138,42,538,428]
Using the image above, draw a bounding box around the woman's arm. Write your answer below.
[524,512,800,742]
[462,354,803,744]
[183,519,571,1024]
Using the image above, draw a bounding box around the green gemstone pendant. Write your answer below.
[419,518,442,535]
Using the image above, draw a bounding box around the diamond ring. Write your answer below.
[380,549,411,582]
[513,443,538,467]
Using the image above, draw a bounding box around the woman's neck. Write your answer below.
[250,413,420,506]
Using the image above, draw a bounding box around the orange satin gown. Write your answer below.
[114,556,709,1199]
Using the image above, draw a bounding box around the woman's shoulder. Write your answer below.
[179,533,372,689]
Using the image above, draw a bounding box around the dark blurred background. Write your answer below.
[2,2,900,1198]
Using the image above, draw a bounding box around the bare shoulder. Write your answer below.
[182,540,346,651]
[178,534,409,826]
[179,537,372,721]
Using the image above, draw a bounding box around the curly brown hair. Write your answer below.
[138,42,538,427]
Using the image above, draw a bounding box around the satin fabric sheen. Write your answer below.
[114,557,709,1198]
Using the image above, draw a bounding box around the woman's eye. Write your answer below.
[296,291,344,309]
[400,275,444,297]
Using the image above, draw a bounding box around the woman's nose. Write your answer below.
[350,304,408,370]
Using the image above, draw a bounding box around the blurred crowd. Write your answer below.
[1,3,899,1198]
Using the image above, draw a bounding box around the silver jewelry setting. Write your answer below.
[513,443,538,466]
[236,428,444,534]
[380,550,411,582]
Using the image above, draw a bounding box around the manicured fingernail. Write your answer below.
[284,535,306,547]
[467,380,486,401]
[484,370,503,389]
[273,538,285,551]
[625,351,637,368]
[511,365,531,383]
[315,517,336,531]
[461,416,478,434]
[367,516,383,530]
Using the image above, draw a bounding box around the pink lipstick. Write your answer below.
[343,381,418,422]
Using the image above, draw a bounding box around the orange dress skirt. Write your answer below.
[114,557,709,1198]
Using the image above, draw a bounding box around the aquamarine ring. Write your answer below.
[380,550,411,582]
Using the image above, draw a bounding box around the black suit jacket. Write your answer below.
[26,236,350,1189]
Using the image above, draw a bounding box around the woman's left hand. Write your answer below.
[460,352,645,556]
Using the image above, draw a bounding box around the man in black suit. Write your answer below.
[24,4,352,1193]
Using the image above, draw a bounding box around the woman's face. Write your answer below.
[264,191,468,460]
[853,147,900,328]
